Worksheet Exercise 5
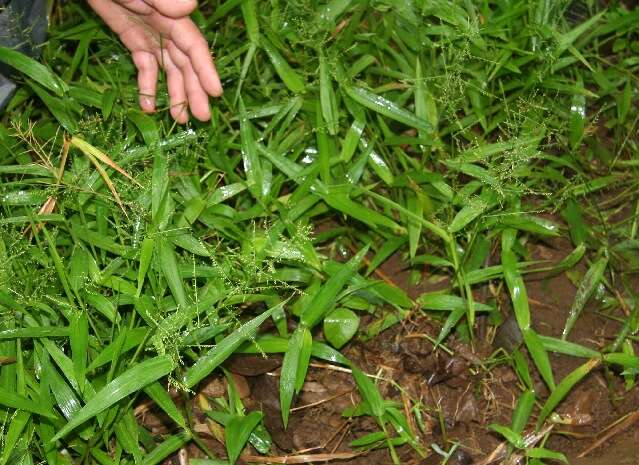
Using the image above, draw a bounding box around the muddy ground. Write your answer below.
[142,231,639,465]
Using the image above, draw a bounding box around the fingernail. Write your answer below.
[140,95,155,109]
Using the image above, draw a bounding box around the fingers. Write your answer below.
[143,0,197,18]
[113,0,154,15]
[166,41,212,121]
[156,49,189,123]
[132,51,158,112]
[166,20,223,97]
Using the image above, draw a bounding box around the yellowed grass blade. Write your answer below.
[70,136,142,187]
[23,195,57,237]
[83,150,127,214]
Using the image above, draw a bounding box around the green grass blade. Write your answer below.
[143,382,187,430]
[140,431,191,465]
[0,46,66,96]
[523,328,555,391]
[343,85,430,132]
[320,53,339,135]
[300,246,368,328]
[562,256,608,340]
[156,238,189,309]
[537,358,600,428]
[51,355,174,441]
[351,367,385,419]
[182,302,283,388]
[261,36,305,94]
[0,387,57,418]
[226,411,263,465]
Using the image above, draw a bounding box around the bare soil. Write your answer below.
[151,229,639,465]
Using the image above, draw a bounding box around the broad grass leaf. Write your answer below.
[226,411,263,465]
[323,190,403,233]
[562,200,588,246]
[449,197,490,233]
[115,410,142,463]
[539,336,599,358]
[239,98,266,199]
[316,100,332,183]
[70,311,88,392]
[436,306,465,345]
[604,353,639,371]
[0,327,70,339]
[295,327,313,393]
[156,239,188,308]
[241,0,260,44]
[151,148,170,228]
[417,293,493,312]
[489,424,524,449]
[87,327,148,371]
[261,36,305,94]
[0,387,57,418]
[366,236,406,275]
[0,411,30,465]
[68,247,90,294]
[343,86,430,132]
[526,448,568,463]
[300,246,368,328]
[143,382,187,429]
[512,349,533,390]
[324,308,359,349]
[350,431,386,448]
[39,343,81,420]
[0,47,66,96]
[351,367,385,419]
[128,110,159,145]
[52,355,174,441]
[511,389,535,435]
[406,193,422,260]
[415,58,437,140]
[569,92,586,149]
[317,0,353,23]
[183,302,284,388]
[523,328,555,391]
[280,325,311,428]
[562,256,608,339]
[140,431,191,465]
[136,237,154,297]
[537,358,600,427]
[501,249,531,331]
[319,53,339,135]
[340,118,365,162]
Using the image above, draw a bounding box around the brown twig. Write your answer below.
[577,410,639,458]
[291,390,352,412]
[241,452,363,464]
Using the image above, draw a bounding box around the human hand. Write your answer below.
[87,0,222,123]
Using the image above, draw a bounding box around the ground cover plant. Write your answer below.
[0,0,638,464]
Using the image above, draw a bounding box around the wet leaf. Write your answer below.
[324,308,360,349]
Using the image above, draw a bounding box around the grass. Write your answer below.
[0,0,638,463]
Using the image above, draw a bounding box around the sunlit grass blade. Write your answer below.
[52,356,175,441]
[343,85,430,132]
